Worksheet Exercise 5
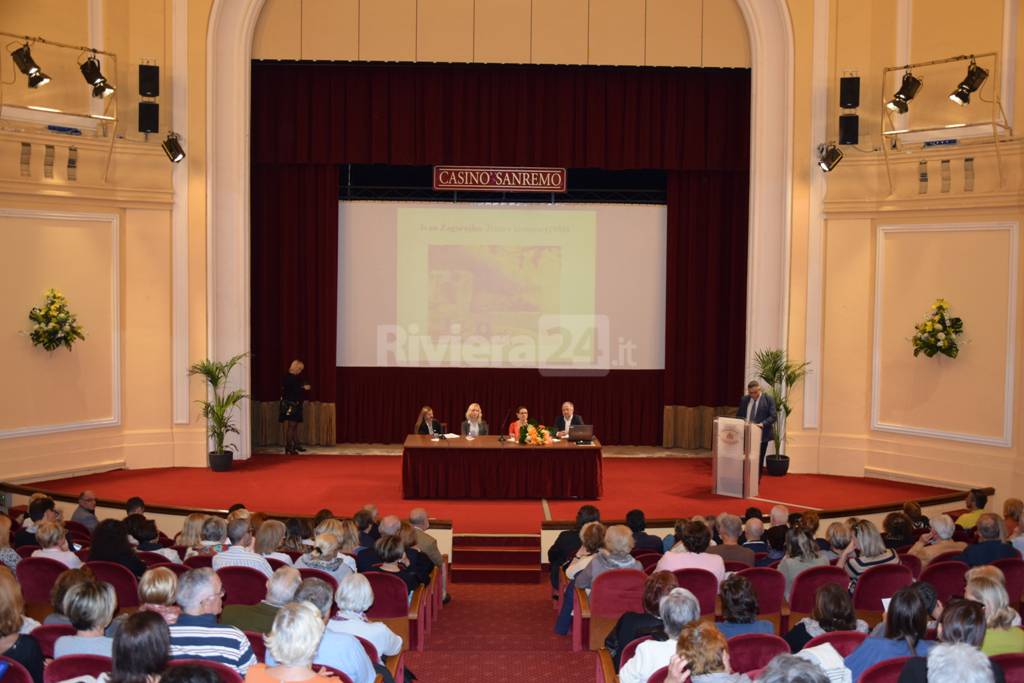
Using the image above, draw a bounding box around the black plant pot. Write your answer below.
[208,451,233,472]
[766,454,790,477]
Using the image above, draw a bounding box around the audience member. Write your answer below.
[44,567,95,626]
[752,655,828,683]
[575,525,642,590]
[177,513,207,549]
[565,522,605,580]
[253,520,293,565]
[365,535,420,593]
[355,515,401,571]
[717,574,774,637]
[227,503,247,515]
[741,517,768,554]
[161,664,220,683]
[1001,498,1022,538]
[353,509,376,550]
[89,519,147,577]
[923,644,996,683]
[708,514,755,566]
[397,521,434,586]
[54,580,116,657]
[184,517,228,559]
[799,511,830,552]
[548,505,600,592]
[822,521,850,562]
[128,515,180,563]
[626,509,665,554]
[655,520,725,585]
[619,587,700,683]
[965,575,1024,655]
[169,568,256,674]
[955,490,987,530]
[674,621,752,683]
[882,512,916,550]
[839,519,899,591]
[31,521,82,568]
[784,582,868,653]
[248,512,267,535]
[897,598,1005,683]
[903,501,930,532]
[71,490,100,534]
[220,566,300,633]
[246,602,333,683]
[297,533,356,583]
[764,505,791,558]
[908,515,967,567]
[605,571,678,670]
[328,573,403,662]
[212,518,274,578]
[110,611,172,683]
[956,514,1017,567]
[409,508,444,567]
[0,567,44,683]
[282,517,312,553]
[126,497,146,516]
[0,515,19,573]
[14,497,58,547]
[844,584,935,681]
[778,528,829,601]
[136,566,182,625]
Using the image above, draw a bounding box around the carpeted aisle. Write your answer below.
[405,583,594,682]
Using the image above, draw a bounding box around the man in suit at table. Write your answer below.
[553,401,584,438]
[736,381,777,477]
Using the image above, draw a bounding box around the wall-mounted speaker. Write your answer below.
[839,114,859,145]
[839,76,860,109]
[139,64,159,97]
[139,101,159,133]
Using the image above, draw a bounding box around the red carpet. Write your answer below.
[30,455,954,533]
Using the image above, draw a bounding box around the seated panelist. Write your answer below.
[461,402,489,437]
[508,406,534,438]
[553,401,584,438]
[415,405,442,436]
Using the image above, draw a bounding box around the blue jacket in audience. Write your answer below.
[955,540,1018,567]
[844,637,935,682]
[716,620,774,639]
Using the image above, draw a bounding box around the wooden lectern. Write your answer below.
[711,417,761,498]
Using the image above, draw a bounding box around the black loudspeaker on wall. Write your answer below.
[139,64,160,97]
[839,114,859,145]
[839,76,860,109]
[139,101,159,134]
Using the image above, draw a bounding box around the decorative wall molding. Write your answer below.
[172,0,190,425]
[0,208,121,440]
[871,221,1018,447]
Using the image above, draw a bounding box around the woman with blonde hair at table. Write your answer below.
[461,402,489,437]
[414,406,442,436]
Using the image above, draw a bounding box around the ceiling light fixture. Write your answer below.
[886,72,922,114]
[949,59,988,106]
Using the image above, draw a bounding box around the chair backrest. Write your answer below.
[166,658,244,683]
[917,560,969,605]
[726,633,789,674]
[285,551,304,562]
[137,551,174,567]
[736,567,785,614]
[633,553,661,571]
[266,557,287,570]
[929,550,963,565]
[859,656,912,683]
[991,558,1024,605]
[244,630,266,662]
[354,635,379,664]
[217,566,269,605]
[30,623,76,659]
[364,572,411,619]
[898,554,922,579]
[63,520,92,538]
[620,635,653,669]
[990,653,1024,679]
[184,555,214,569]
[0,655,35,683]
[803,630,868,657]
[151,562,189,577]
[297,568,339,595]
[590,569,646,617]
[647,665,669,683]
[15,545,39,559]
[16,556,68,603]
[725,561,752,573]
[171,545,188,561]
[672,568,718,615]
[313,664,354,683]
[852,564,914,611]
[43,654,112,683]
[84,560,141,608]
[788,565,849,613]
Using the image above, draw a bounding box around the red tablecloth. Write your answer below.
[402,435,603,499]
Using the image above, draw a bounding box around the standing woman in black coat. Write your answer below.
[280,360,310,454]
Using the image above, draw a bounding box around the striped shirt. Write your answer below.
[211,545,274,578]
[843,548,899,590]
[168,613,256,674]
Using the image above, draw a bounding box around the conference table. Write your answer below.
[401,434,603,499]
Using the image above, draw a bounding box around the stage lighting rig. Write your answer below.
[949,58,988,106]
[10,42,50,87]
[80,54,115,98]
[886,72,922,114]
[162,132,185,163]
[817,142,843,173]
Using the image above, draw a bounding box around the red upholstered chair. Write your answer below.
[725,561,753,573]
[918,561,968,605]
[633,553,661,572]
[313,665,353,683]
[726,633,789,674]
[76,548,91,562]
[364,572,426,652]
[63,520,92,538]
[804,630,868,657]
[152,562,189,577]
[15,545,39,559]
[244,631,266,662]
[754,553,768,564]
[137,551,174,567]
[620,635,653,669]
[184,555,214,569]
[573,568,646,652]
[647,666,669,683]
[217,567,268,605]
[165,658,244,683]
[43,654,112,683]
[285,551,304,562]
[992,558,1024,607]
[991,653,1024,680]
[171,545,188,561]
[929,550,963,565]
[85,560,140,609]
[16,556,68,604]
[736,568,785,632]
[30,623,75,658]
[297,568,339,595]
[898,554,922,579]
[672,568,718,619]
[266,557,287,570]
[354,636,379,665]
[859,656,912,683]
[0,656,35,683]
[852,564,913,628]
[788,565,848,623]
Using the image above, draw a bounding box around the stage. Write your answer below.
[29,452,956,534]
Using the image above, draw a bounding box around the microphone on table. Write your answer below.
[497,405,515,443]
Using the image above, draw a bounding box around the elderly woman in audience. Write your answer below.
[282,518,313,553]
[31,520,83,568]
[674,621,752,683]
[604,571,679,670]
[397,521,434,585]
[839,519,899,592]
[882,511,916,550]
[575,524,642,590]
[328,573,403,663]
[783,582,868,652]
[821,521,850,562]
[655,519,725,585]
[898,599,1006,683]
[0,515,20,572]
[296,533,356,583]
[254,520,293,565]
[44,567,96,626]
[843,584,935,680]
[926,644,997,683]
[54,580,117,657]
[777,528,829,601]
[0,567,44,683]
[907,514,966,568]
[89,519,147,577]
[245,602,333,683]
[619,587,701,683]
[566,522,605,580]
[184,517,228,559]
[1002,498,1022,538]
[365,536,420,593]
[717,574,774,637]
[177,513,207,549]
[109,610,172,683]
[965,575,1024,655]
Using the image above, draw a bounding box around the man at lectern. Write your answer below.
[736,381,777,476]
[553,401,583,438]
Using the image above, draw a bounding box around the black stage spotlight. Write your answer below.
[817,142,843,173]
[949,59,988,106]
[886,72,922,114]
[80,54,115,98]
[11,43,50,87]
[161,132,185,163]
[28,71,51,88]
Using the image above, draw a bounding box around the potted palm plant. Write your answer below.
[188,353,248,471]
[752,348,810,476]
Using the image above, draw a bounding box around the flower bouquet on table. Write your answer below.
[519,423,554,445]
[912,298,964,358]
[28,288,85,352]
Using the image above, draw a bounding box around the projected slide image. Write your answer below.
[427,245,561,338]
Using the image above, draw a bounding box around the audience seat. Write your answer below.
[266,557,287,570]
[244,631,266,662]
[633,553,661,572]
[137,551,175,567]
[183,555,214,569]
[313,665,354,683]
[727,633,789,673]
[671,569,717,620]
[898,554,922,579]
[15,545,39,559]
[165,658,243,683]
[736,568,785,632]
[573,568,646,652]
[16,556,67,605]
[0,656,34,683]
[63,520,92,536]
[75,548,91,563]
[285,551,304,562]
[803,630,868,656]
[620,635,653,669]
[85,560,141,609]
[354,636,378,665]
[151,562,188,577]
[917,561,968,605]
[217,566,269,605]
[725,561,752,573]
[852,564,913,628]
[647,665,669,683]
[364,572,425,652]
[991,558,1023,607]
[296,568,339,595]
[30,624,75,659]
[859,656,912,683]
[991,653,1024,680]
[43,654,112,683]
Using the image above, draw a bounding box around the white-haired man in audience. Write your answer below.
[764,505,789,556]
[169,568,256,674]
[71,490,99,533]
[708,513,755,566]
[926,643,995,683]
[411,507,450,604]
[219,566,301,634]
[356,514,402,571]
[211,518,273,578]
[908,514,966,567]
[742,517,768,554]
[619,587,701,683]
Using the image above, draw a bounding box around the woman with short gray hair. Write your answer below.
[573,525,641,590]
[54,581,117,658]
[184,517,228,559]
[618,588,701,683]
[247,602,332,683]
[327,573,402,663]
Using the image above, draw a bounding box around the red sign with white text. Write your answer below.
[433,166,567,192]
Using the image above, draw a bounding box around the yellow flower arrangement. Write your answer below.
[518,422,554,445]
[29,288,85,352]
[912,298,963,359]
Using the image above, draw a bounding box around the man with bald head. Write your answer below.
[355,514,402,571]
[71,490,99,533]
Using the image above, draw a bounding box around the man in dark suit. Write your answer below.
[736,381,777,476]
[14,497,59,547]
[955,513,1018,567]
[552,401,584,438]
[625,509,664,554]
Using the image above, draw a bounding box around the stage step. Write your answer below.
[451,534,541,583]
